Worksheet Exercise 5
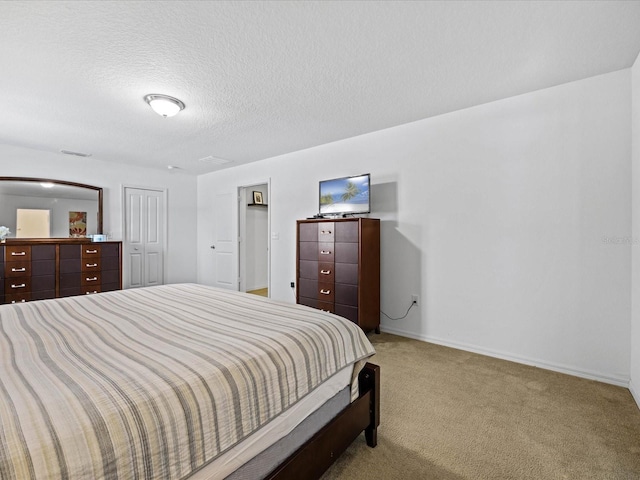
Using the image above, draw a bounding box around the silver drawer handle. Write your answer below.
[320,289,331,295]
[85,291,98,294]
[86,277,98,281]
[320,270,331,275]
[320,230,332,234]
[11,267,26,272]
[11,283,26,289]
[86,263,98,267]
[85,249,98,254]
[11,300,26,304]
[10,252,26,256]
[320,250,331,255]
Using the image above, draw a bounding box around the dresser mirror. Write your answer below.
[0,177,103,239]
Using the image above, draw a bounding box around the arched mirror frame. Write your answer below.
[0,177,103,238]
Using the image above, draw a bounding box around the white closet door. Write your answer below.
[124,187,165,289]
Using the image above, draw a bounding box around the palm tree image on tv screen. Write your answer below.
[319,174,370,215]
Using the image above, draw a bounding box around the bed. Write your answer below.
[0,283,379,479]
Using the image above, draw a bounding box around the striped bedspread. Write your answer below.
[0,283,375,480]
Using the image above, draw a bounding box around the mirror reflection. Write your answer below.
[0,178,102,239]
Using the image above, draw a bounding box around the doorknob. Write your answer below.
[210,245,216,249]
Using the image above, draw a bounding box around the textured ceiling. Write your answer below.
[1,0,640,175]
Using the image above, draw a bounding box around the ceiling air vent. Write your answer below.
[61,150,92,157]
[198,156,232,165]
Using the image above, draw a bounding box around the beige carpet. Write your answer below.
[322,333,640,480]
[247,288,268,297]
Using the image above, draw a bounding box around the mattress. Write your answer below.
[0,283,375,480]
[192,367,353,479]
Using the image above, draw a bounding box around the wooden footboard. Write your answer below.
[265,362,380,480]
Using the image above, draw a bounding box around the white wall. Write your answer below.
[631,52,640,408]
[0,145,198,284]
[198,69,631,385]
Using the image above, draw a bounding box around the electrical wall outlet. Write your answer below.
[290,281,295,288]
[411,294,419,305]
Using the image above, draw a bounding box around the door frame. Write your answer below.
[121,184,169,287]
[238,180,271,296]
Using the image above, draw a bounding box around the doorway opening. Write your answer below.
[238,182,270,297]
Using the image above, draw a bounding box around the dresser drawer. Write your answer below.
[82,245,102,259]
[335,243,358,263]
[101,269,120,286]
[82,257,102,272]
[335,263,358,285]
[317,300,335,313]
[5,292,30,304]
[32,244,55,261]
[6,246,31,262]
[318,262,335,283]
[32,290,55,301]
[60,258,81,273]
[335,221,359,243]
[298,278,318,299]
[317,282,335,303]
[32,259,55,276]
[102,283,120,293]
[299,241,319,261]
[317,222,335,242]
[335,304,358,323]
[335,283,358,307]
[6,261,30,277]
[5,277,31,294]
[82,286,102,295]
[60,286,82,298]
[32,275,55,292]
[60,245,81,273]
[298,296,318,309]
[299,260,318,280]
[318,243,335,262]
[60,272,81,289]
[298,223,318,242]
[101,243,120,258]
[82,273,102,286]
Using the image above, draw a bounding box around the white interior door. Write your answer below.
[124,187,165,289]
[16,209,50,238]
[211,191,236,290]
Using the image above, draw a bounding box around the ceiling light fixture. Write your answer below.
[144,94,185,118]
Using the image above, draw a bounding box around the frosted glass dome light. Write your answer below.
[144,94,185,118]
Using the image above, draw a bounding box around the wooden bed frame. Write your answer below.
[266,362,380,479]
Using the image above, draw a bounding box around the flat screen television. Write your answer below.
[319,173,370,216]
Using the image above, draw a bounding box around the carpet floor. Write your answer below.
[321,333,640,479]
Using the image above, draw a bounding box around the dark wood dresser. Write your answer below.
[296,218,380,333]
[1,240,122,304]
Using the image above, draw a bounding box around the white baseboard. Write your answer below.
[630,380,640,411]
[380,325,630,388]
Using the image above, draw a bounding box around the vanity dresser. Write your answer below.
[1,239,122,304]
